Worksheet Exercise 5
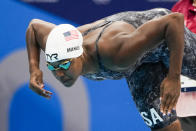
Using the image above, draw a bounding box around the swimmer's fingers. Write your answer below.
[160,76,180,115]
[29,81,52,98]
[160,78,174,114]
[164,81,180,115]
[160,79,165,113]
[160,94,168,115]
[29,69,52,98]
[167,96,178,114]
[163,94,173,115]
[161,85,175,115]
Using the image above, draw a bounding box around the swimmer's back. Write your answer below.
[103,8,171,28]
[82,8,171,80]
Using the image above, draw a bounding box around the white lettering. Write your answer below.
[140,108,163,127]
[150,108,163,125]
[141,112,153,126]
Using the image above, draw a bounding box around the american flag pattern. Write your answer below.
[63,30,79,41]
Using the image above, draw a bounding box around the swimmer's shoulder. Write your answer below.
[99,21,136,49]
[97,21,136,71]
[77,20,106,33]
[103,21,136,39]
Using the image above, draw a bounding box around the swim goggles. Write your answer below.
[47,59,72,71]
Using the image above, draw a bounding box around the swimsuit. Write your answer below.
[82,8,196,129]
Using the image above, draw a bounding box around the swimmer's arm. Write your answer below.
[26,19,55,98]
[113,13,184,114]
[114,13,184,72]
[26,19,55,71]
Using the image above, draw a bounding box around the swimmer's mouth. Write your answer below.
[61,78,72,84]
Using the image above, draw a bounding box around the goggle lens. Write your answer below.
[59,61,71,70]
[47,60,72,71]
[47,64,56,71]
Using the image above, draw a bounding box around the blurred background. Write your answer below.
[0,0,178,131]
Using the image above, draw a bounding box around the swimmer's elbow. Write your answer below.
[26,19,42,52]
[26,19,40,37]
[28,19,42,27]
[170,12,184,21]
[167,13,184,27]
[26,20,37,43]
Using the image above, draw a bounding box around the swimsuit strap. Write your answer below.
[95,21,113,70]
[82,20,112,36]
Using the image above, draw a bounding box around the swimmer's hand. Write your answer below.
[29,69,52,98]
[160,76,180,115]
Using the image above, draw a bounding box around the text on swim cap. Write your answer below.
[67,46,80,53]
[46,53,58,61]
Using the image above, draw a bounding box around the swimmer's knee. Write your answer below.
[152,119,182,131]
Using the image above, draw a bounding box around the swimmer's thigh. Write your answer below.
[126,62,179,130]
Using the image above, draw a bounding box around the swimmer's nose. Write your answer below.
[55,70,64,77]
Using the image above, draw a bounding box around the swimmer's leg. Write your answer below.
[152,120,181,131]
[125,62,182,131]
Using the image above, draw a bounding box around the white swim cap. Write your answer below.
[45,24,83,63]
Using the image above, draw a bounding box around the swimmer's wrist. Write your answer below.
[167,73,180,80]
[29,60,40,73]
[29,64,40,74]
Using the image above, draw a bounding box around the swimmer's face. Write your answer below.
[50,58,82,87]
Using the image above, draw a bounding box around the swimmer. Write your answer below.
[26,8,196,131]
